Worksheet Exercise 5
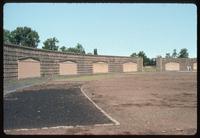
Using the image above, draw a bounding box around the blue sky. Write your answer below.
[3,3,197,58]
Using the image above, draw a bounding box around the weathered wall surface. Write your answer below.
[18,58,41,79]
[92,62,109,74]
[123,62,137,72]
[4,44,143,80]
[59,61,78,75]
[156,57,197,72]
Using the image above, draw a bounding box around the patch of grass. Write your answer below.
[4,77,49,92]
[53,73,119,81]
[4,73,118,88]
[4,77,47,85]
[4,72,143,92]
[143,66,156,72]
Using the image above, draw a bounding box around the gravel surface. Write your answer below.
[4,72,197,135]
[4,86,112,130]
[80,72,197,135]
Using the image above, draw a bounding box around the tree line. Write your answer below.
[130,51,156,66]
[4,26,190,66]
[3,26,98,55]
[130,48,189,66]
[165,48,189,58]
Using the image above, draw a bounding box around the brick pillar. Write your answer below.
[156,57,162,72]
[137,57,143,72]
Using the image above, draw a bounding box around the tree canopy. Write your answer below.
[165,53,171,58]
[178,48,189,58]
[172,49,177,58]
[58,43,85,54]
[60,46,67,52]
[4,27,191,59]
[130,51,155,66]
[4,27,40,48]
[137,51,149,66]
[3,29,11,43]
[42,37,59,51]
[165,48,189,58]
[130,52,137,57]
[65,43,85,54]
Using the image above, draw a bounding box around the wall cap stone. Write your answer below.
[4,43,139,59]
[162,58,197,60]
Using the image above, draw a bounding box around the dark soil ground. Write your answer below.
[4,72,197,135]
[4,85,112,130]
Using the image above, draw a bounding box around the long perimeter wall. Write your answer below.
[156,57,197,72]
[4,44,143,80]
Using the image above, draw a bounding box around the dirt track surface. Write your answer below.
[5,72,197,135]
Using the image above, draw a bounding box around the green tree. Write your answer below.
[137,51,146,58]
[9,27,40,48]
[149,58,156,65]
[75,43,85,54]
[66,43,85,54]
[130,52,138,57]
[60,46,67,52]
[137,51,149,66]
[178,48,189,58]
[165,53,171,58]
[66,47,78,53]
[42,37,59,51]
[3,29,11,43]
[94,48,98,55]
[172,49,177,58]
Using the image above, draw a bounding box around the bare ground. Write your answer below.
[5,72,197,135]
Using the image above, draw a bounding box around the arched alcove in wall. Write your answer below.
[59,61,77,75]
[18,58,40,79]
[193,62,197,71]
[165,62,180,71]
[93,62,108,74]
[123,62,137,72]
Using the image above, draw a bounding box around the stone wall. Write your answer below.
[4,44,143,80]
[156,57,197,72]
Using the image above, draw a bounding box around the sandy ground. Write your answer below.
[5,72,197,135]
